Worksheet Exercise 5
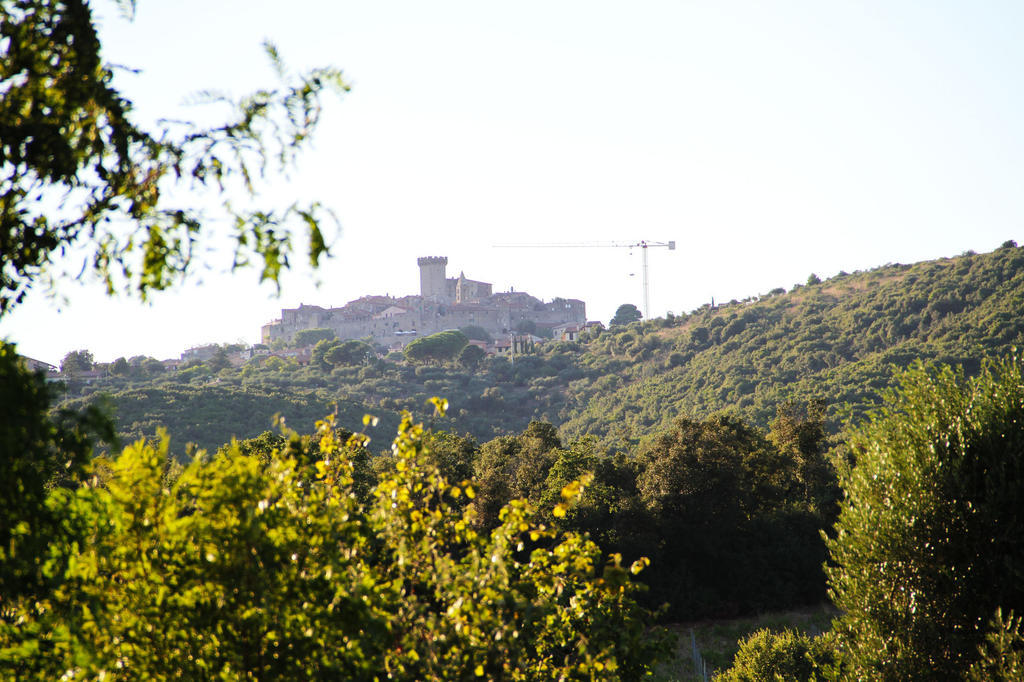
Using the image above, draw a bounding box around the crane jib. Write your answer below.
[492,240,677,319]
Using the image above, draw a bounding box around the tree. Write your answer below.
[636,416,791,522]
[0,343,114,610]
[473,421,563,529]
[263,355,287,371]
[403,330,469,364]
[610,303,642,326]
[60,349,94,374]
[457,343,486,370]
[110,356,130,376]
[515,319,537,335]
[826,359,1024,678]
[634,415,826,619]
[141,357,165,375]
[459,325,492,342]
[311,338,341,368]
[293,328,337,348]
[767,400,837,516]
[0,0,346,314]
[206,347,232,372]
[324,339,373,367]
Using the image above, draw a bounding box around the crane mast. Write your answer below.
[494,240,676,320]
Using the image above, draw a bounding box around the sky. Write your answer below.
[4,1,1024,365]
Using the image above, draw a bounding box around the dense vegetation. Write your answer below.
[13,346,1024,678]
[718,358,1024,680]
[452,405,835,622]
[61,243,1024,457]
[62,384,396,457]
[2,356,670,678]
[562,242,1024,441]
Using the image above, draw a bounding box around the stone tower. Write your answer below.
[417,256,449,301]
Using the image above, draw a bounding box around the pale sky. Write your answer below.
[4,1,1023,364]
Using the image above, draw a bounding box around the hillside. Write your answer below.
[559,242,1024,442]
[60,243,1024,453]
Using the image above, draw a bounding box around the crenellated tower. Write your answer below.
[417,256,449,301]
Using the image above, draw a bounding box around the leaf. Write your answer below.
[429,396,449,417]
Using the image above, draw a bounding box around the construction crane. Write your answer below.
[494,240,676,320]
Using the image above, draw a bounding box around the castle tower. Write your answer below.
[417,256,449,301]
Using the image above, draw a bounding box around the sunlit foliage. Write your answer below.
[0,400,670,678]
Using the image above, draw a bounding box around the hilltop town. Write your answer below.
[21,256,594,381]
[260,256,591,351]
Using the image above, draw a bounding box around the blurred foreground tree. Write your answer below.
[0,0,347,315]
[0,344,114,611]
[827,358,1024,678]
[0,405,671,678]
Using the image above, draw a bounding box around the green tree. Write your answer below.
[206,347,232,372]
[826,359,1024,679]
[635,415,826,619]
[404,330,469,364]
[0,344,113,610]
[293,328,337,348]
[109,356,130,376]
[967,609,1024,681]
[473,421,563,529]
[610,303,642,326]
[262,355,287,371]
[459,325,492,342]
[767,400,837,517]
[515,319,537,335]
[59,349,94,374]
[324,339,373,366]
[0,0,345,313]
[311,338,341,369]
[141,357,165,375]
[457,343,486,370]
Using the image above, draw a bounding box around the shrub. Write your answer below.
[715,628,845,681]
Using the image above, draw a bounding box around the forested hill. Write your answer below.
[559,241,1024,441]
[60,243,1024,453]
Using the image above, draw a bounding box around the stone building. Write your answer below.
[261,256,586,347]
